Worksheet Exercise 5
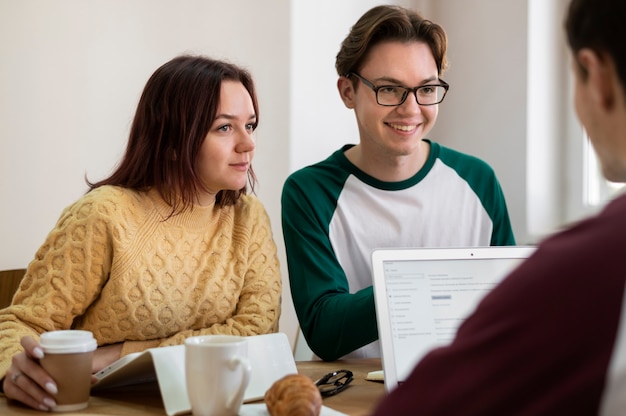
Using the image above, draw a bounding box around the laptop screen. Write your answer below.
[371,246,535,392]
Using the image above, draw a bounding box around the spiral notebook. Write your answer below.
[371,246,535,392]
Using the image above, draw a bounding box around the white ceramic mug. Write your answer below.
[185,335,252,416]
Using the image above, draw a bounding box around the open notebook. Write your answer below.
[92,333,299,416]
[371,246,535,392]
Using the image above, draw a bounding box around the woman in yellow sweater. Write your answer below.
[0,55,282,411]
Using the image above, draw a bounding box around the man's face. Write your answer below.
[573,52,626,182]
[341,41,441,158]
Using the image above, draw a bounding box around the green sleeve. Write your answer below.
[281,165,378,361]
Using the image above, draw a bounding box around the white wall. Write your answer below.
[289,0,413,170]
[0,0,580,350]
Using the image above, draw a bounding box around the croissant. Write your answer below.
[265,373,322,416]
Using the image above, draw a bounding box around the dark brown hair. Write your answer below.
[87,55,259,211]
[335,5,448,77]
[565,0,626,92]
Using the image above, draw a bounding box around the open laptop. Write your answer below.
[371,246,535,392]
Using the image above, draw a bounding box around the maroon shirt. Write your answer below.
[372,194,626,415]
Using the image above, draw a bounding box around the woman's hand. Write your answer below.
[2,336,58,411]
[92,343,123,374]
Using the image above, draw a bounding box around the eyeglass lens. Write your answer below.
[377,85,447,106]
[315,369,354,397]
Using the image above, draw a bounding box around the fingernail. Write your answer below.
[43,397,56,408]
[38,404,50,411]
[45,382,58,395]
[33,347,44,359]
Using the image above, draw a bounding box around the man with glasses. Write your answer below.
[372,0,626,413]
[281,5,515,361]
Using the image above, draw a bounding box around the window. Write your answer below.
[526,0,624,239]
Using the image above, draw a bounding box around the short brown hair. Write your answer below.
[88,55,259,211]
[335,5,448,77]
[565,0,626,93]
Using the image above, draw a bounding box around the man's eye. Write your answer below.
[379,86,402,95]
[420,87,436,95]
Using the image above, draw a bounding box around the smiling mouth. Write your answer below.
[387,123,418,132]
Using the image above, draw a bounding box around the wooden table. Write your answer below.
[0,358,384,416]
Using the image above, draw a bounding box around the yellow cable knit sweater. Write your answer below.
[0,185,282,379]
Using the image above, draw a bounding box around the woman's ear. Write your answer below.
[337,76,356,109]
[577,48,616,110]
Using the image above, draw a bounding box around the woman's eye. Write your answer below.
[217,124,231,132]
[246,123,256,132]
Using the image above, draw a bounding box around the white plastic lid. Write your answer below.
[39,330,97,354]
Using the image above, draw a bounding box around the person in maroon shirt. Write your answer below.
[372,0,626,414]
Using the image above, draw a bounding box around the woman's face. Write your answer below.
[195,80,256,206]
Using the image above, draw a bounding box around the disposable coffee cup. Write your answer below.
[39,330,97,412]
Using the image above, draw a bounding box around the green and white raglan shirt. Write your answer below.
[281,140,516,361]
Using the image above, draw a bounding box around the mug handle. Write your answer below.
[227,356,252,412]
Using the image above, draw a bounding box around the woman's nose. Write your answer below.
[237,132,256,153]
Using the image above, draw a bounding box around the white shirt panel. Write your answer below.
[328,161,493,359]
[329,160,493,294]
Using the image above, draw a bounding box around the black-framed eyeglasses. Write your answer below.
[315,369,354,397]
[349,72,449,106]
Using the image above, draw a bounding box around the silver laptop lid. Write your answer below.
[371,246,535,392]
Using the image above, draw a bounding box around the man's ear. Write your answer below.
[577,48,616,110]
[337,76,356,109]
